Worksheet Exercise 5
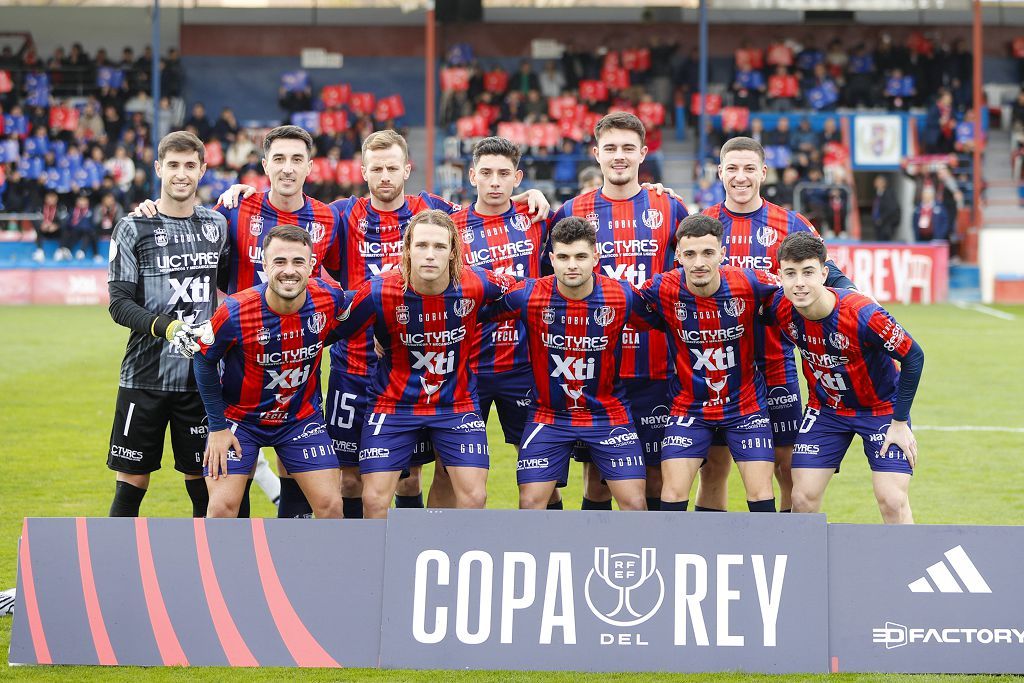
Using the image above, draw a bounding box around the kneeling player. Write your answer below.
[332,210,515,518]
[768,232,923,523]
[484,216,653,510]
[638,214,780,512]
[195,226,345,518]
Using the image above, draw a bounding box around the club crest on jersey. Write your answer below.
[510,213,531,232]
[787,321,800,339]
[396,305,410,325]
[307,221,326,244]
[594,305,615,326]
[585,212,600,229]
[674,301,687,321]
[454,297,475,317]
[542,306,556,325]
[756,226,779,247]
[641,208,664,229]
[307,311,327,335]
[201,221,220,243]
[153,226,168,247]
[724,297,746,317]
[257,327,271,345]
[356,218,369,235]
[829,332,850,350]
[249,214,264,236]
[461,227,475,244]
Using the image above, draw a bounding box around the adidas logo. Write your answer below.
[907,545,992,593]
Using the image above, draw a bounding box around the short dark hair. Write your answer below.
[778,231,827,265]
[720,136,765,165]
[472,136,521,168]
[676,214,724,243]
[263,125,313,158]
[550,216,597,248]
[263,224,312,252]
[157,130,205,163]
[594,112,646,144]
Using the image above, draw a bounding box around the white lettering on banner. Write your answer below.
[872,622,1024,649]
[501,553,536,643]
[829,245,941,304]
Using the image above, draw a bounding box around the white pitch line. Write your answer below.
[953,301,1017,321]
[915,425,1024,434]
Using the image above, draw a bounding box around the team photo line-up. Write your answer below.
[105,111,923,524]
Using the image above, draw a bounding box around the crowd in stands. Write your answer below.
[0,30,1000,261]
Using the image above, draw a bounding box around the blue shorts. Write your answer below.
[358,411,489,474]
[661,412,775,463]
[518,422,646,485]
[792,407,913,475]
[710,382,801,449]
[478,367,533,446]
[326,370,434,468]
[623,378,672,465]
[210,414,338,477]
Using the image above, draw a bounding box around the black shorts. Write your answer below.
[106,387,208,476]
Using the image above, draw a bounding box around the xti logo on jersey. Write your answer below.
[197,279,347,427]
[217,192,340,294]
[639,265,779,420]
[551,187,688,380]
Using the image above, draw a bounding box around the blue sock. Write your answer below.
[277,477,313,518]
[582,497,612,510]
[661,499,688,511]
[343,497,363,519]
[395,493,423,509]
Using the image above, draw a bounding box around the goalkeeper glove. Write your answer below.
[166,320,215,358]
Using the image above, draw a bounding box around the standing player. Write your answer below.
[106,131,227,518]
[195,226,345,519]
[426,136,558,508]
[767,232,923,523]
[331,210,515,519]
[550,112,690,510]
[637,214,780,512]
[325,130,550,517]
[484,216,653,510]
[697,136,856,513]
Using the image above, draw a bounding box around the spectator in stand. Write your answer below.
[764,116,792,149]
[821,117,841,145]
[104,145,135,192]
[874,33,910,76]
[524,89,547,121]
[804,62,839,111]
[538,60,566,100]
[211,107,239,143]
[553,139,581,201]
[871,174,901,241]
[225,132,256,171]
[884,67,916,111]
[792,117,820,153]
[764,166,800,210]
[278,82,313,116]
[795,37,825,75]
[955,107,981,153]
[77,101,105,142]
[577,166,603,193]
[161,48,185,98]
[93,190,123,240]
[102,104,123,140]
[825,39,849,80]
[766,65,800,112]
[62,192,99,261]
[923,89,958,154]
[32,190,66,262]
[512,60,540,95]
[845,43,877,107]
[913,183,950,242]
[125,168,152,208]
[732,60,766,110]
[184,102,211,140]
[748,117,765,146]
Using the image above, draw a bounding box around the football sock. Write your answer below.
[661,499,688,511]
[109,481,146,517]
[694,505,727,512]
[646,496,662,511]
[581,497,612,510]
[277,478,313,518]
[343,497,364,519]
[252,452,281,505]
[546,499,564,510]
[184,478,208,518]
[747,498,777,513]
[236,479,254,518]
[780,509,792,513]
[395,493,424,509]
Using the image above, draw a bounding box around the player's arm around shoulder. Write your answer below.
[625,280,665,331]
[480,277,530,324]
[326,278,376,343]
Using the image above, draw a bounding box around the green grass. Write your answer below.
[1,303,1023,680]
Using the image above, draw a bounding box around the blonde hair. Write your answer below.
[361,129,409,162]
[401,210,463,291]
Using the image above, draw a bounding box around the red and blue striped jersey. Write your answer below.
[454,203,545,375]
[704,200,819,386]
[638,265,780,419]
[328,192,460,376]
[550,187,688,380]
[198,279,347,428]
[216,192,341,294]
[332,266,515,415]
[765,288,916,416]
[485,274,660,427]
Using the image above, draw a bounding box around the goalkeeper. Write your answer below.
[105,131,228,518]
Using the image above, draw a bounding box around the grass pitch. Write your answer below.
[1,303,1022,681]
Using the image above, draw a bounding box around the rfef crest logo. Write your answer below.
[584,547,665,627]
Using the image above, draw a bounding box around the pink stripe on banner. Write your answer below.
[134,518,189,666]
[193,518,258,667]
[18,519,51,664]
[250,518,340,667]
[75,518,118,665]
